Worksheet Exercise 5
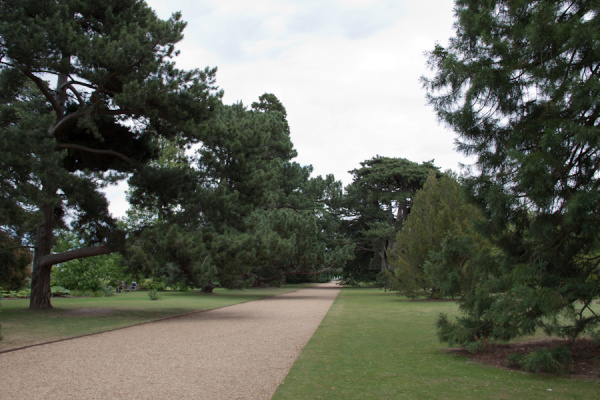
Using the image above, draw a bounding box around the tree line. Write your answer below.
[1,0,599,361]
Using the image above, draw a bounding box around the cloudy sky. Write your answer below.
[109,0,470,217]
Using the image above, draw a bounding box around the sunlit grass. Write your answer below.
[273,288,600,400]
[0,285,311,351]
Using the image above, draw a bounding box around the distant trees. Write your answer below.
[340,156,439,283]
[52,231,127,292]
[424,0,600,347]
[124,96,352,291]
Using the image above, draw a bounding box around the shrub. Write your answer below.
[50,286,71,297]
[102,285,115,297]
[169,281,189,291]
[148,289,161,300]
[510,346,573,375]
[139,279,166,291]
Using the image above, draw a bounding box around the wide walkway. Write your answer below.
[0,282,341,399]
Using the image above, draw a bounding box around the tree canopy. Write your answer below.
[424,0,600,347]
[340,156,439,283]
[0,0,221,308]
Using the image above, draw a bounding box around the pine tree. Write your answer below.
[424,0,600,345]
[0,0,221,308]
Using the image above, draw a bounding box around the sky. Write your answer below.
[107,0,471,218]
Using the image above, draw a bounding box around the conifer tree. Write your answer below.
[341,156,439,283]
[0,0,221,308]
[424,0,600,345]
[391,172,482,298]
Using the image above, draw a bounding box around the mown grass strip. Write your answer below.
[0,285,312,352]
[273,288,600,400]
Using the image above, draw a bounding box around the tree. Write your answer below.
[124,94,351,290]
[391,171,483,298]
[341,156,439,283]
[424,0,600,346]
[0,0,221,308]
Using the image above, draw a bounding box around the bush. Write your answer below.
[102,285,115,297]
[50,286,71,297]
[139,279,166,291]
[509,346,573,375]
[148,289,161,300]
[169,281,189,291]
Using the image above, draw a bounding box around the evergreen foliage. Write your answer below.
[340,156,439,283]
[0,0,221,308]
[125,96,352,289]
[424,0,600,345]
[391,172,485,298]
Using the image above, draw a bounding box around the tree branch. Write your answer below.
[54,142,138,166]
[67,84,85,105]
[48,110,86,137]
[17,66,60,112]
[262,205,302,214]
[37,244,112,269]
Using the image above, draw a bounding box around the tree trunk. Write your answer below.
[201,280,215,293]
[29,262,53,309]
[379,246,388,272]
[29,202,55,309]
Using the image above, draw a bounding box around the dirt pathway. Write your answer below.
[0,282,341,399]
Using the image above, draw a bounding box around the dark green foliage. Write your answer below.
[0,232,32,290]
[125,95,352,289]
[391,172,484,297]
[341,156,439,283]
[0,0,220,308]
[509,346,573,375]
[425,0,600,346]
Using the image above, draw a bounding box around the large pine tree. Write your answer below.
[0,0,221,308]
[424,1,600,345]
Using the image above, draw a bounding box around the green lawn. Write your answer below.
[0,285,310,352]
[273,288,600,400]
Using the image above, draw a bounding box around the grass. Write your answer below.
[0,285,311,352]
[272,288,600,400]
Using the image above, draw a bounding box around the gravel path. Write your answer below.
[0,282,341,399]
